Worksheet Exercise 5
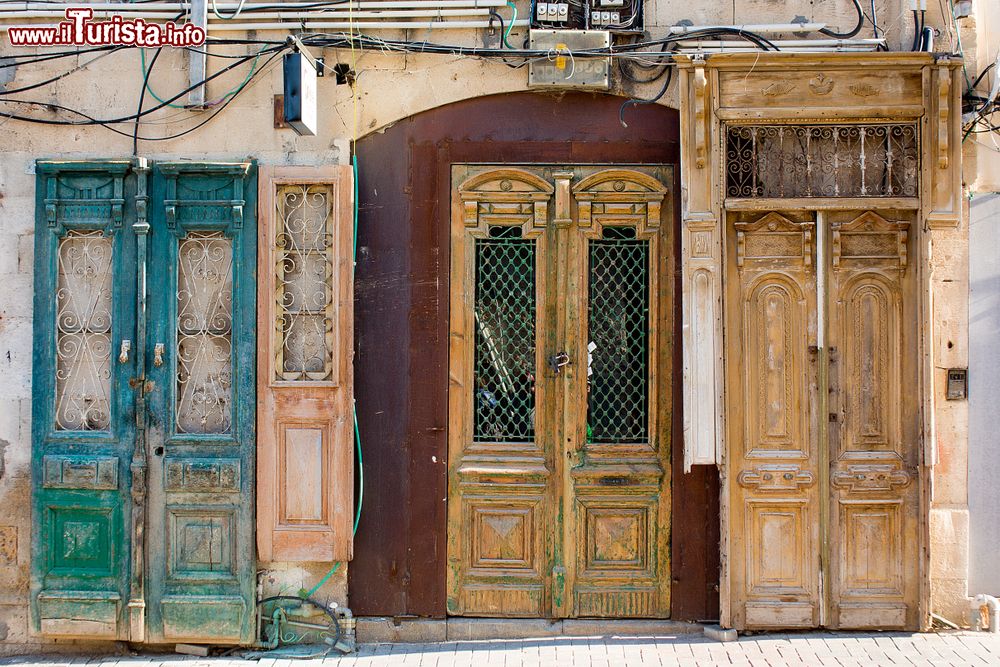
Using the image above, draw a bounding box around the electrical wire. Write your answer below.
[0,46,125,95]
[819,0,864,39]
[618,61,674,128]
[213,0,247,20]
[502,1,516,50]
[134,46,162,155]
[0,45,120,68]
[1,44,283,126]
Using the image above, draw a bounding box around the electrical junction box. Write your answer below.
[283,51,318,136]
[528,30,610,90]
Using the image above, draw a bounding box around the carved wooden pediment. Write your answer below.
[734,212,814,268]
[458,167,554,229]
[572,168,667,230]
[832,212,908,268]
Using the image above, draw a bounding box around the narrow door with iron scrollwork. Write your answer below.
[31,161,138,640]
[447,164,674,618]
[144,163,258,644]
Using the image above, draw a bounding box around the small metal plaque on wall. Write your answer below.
[946,368,968,400]
[528,29,610,90]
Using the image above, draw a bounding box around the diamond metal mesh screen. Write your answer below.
[726,123,919,198]
[588,227,649,444]
[473,226,536,442]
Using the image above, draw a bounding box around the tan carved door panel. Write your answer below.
[726,210,919,631]
[725,211,821,629]
[447,165,673,618]
[826,211,919,630]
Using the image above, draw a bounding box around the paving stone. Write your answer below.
[6,632,1000,666]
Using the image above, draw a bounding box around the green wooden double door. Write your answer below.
[30,160,258,644]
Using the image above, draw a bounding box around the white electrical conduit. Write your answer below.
[0,9,503,19]
[668,23,827,35]
[7,0,511,9]
[676,38,885,52]
[0,18,531,31]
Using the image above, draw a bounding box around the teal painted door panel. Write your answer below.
[31,161,137,640]
[144,163,257,644]
[31,160,258,645]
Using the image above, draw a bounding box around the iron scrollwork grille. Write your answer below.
[473,226,536,443]
[587,226,649,444]
[274,184,335,382]
[54,230,114,431]
[176,231,234,434]
[726,123,919,199]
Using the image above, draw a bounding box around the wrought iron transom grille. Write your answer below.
[176,231,234,434]
[726,123,919,199]
[588,226,649,444]
[473,226,536,443]
[274,184,335,382]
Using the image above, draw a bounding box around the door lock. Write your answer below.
[118,339,131,363]
[153,343,165,367]
[548,351,570,374]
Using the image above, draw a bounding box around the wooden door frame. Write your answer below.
[445,164,676,619]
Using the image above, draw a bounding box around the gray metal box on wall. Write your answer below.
[528,30,610,90]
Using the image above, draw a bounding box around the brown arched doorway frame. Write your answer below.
[349,91,719,621]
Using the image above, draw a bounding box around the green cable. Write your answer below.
[140,47,261,110]
[503,1,517,50]
[303,154,364,601]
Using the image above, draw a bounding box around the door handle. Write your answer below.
[153,343,165,368]
[118,339,131,363]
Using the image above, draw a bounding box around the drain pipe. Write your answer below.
[971,594,1000,632]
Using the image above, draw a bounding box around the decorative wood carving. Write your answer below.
[831,464,912,492]
[693,59,708,169]
[737,465,815,491]
[809,73,834,95]
[762,82,794,98]
[734,212,814,268]
[458,167,553,232]
[938,71,950,170]
[849,84,879,98]
[831,212,908,268]
[572,169,667,233]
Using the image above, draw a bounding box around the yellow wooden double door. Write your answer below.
[726,209,921,630]
[446,164,674,618]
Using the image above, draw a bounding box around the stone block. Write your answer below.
[356,617,447,644]
[17,235,33,274]
[0,317,32,400]
[0,276,34,319]
[447,618,561,640]
[561,618,702,637]
[931,507,970,580]
[0,236,17,276]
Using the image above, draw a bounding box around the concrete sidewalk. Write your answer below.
[2,631,1000,667]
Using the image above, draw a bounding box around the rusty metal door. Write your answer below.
[725,209,920,630]
[446,164,674,618]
